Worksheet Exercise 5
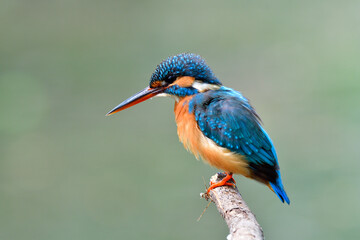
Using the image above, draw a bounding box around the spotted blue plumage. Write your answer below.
[189,87,290,204]
[150,53,221,85]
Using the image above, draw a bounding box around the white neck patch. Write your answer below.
[156,93,180,102]
[192,81,221,92]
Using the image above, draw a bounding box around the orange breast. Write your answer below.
[174,97,251,177]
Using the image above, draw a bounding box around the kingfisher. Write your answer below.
[107,53,290,204]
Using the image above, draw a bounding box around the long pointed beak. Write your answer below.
[106,87,164,116]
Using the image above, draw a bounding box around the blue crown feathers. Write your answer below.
[150,53,222,86]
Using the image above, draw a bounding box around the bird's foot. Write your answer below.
[207,172,235,194]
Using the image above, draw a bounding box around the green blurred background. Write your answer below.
[1,0,359,239]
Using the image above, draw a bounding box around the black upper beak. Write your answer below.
[106,87,165,116]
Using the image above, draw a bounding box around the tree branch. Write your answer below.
[200,173,264,240]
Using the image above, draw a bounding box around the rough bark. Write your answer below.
[200,173,264,240]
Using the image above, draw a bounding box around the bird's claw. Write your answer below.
[207,173,236,194]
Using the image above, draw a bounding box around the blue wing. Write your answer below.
[189,87,290,204]
[189,87,278,168]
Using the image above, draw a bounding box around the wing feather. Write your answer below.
[190,87,278,170]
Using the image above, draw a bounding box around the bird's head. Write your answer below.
[106,53,222,115]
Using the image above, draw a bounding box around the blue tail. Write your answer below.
[269,170,290,204]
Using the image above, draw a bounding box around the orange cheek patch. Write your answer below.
[171,76,195,88]
[150,81,164,88]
